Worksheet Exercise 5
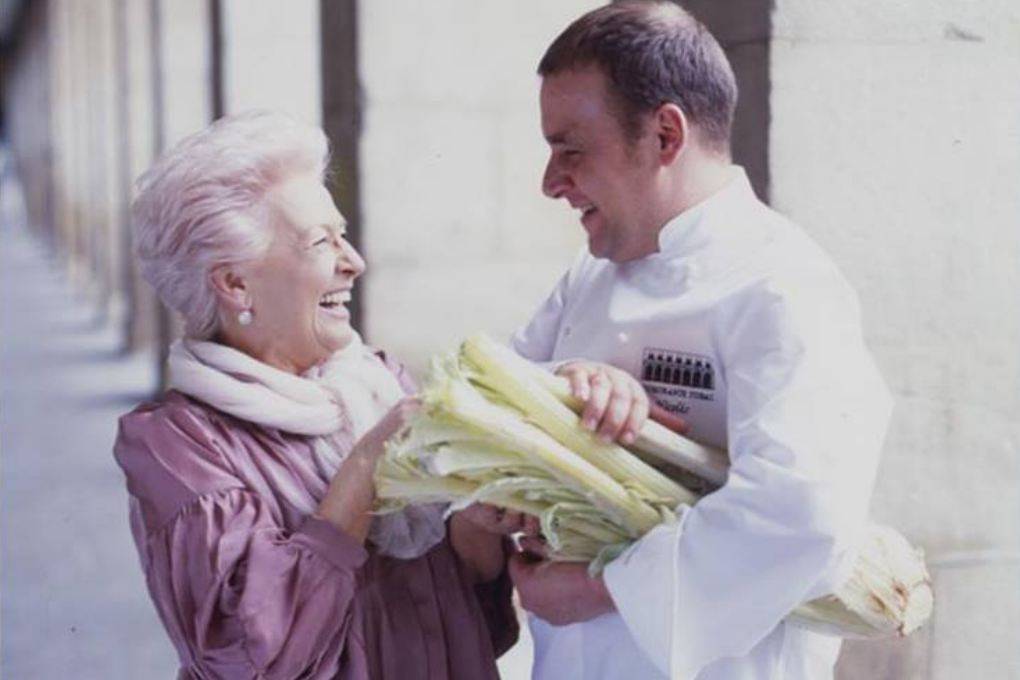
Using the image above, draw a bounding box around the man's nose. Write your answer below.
[542,158,569,199]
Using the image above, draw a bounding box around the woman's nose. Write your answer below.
[337,238,366,278]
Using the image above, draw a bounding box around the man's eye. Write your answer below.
[313,237,330,247]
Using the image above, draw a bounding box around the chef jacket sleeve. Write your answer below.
[512,269,570,362]
[602,272,893,679]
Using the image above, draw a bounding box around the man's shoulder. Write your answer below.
[738,202,851,294]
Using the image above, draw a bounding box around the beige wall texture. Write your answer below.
[358,1,597,373]
[220,0,320,124]
[769,2,1020,678]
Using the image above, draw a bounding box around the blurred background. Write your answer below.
[1,1,1018,678]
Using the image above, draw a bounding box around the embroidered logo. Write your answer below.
[641,348,715,391]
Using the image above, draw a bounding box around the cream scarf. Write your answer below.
[167,334,446,559]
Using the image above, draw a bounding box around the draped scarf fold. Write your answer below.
[167,334,445,559]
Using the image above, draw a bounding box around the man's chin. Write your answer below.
[586,238,614,261]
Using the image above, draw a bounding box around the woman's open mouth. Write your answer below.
[318,289,351,318]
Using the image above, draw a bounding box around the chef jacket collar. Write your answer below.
[654,165,756,257]
[619,166,767,293]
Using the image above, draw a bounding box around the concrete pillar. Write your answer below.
[48,0,76,259]
[684,0,771,202]
[90,0,127,325]
[320,0,362,330]
[2,0,53,241]
[116,0,160,352]
[66,0,91,286]
[151,0,213,385]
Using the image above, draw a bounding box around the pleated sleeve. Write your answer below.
[114,399,368,679]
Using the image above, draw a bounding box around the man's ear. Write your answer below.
[208,264,251,313]
[655,103,688,165]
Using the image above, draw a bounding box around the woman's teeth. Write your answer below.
[319,290,351,307]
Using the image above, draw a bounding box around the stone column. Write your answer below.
[116,0,160,352]
[151,0,212,386]
[48,0,76,258]
[320,0,362,331]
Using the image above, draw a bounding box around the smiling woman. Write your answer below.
[115,110,519,679]
[214,170,364,375]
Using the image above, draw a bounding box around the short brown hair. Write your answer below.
[538,1,737,154]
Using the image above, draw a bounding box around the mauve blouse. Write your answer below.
[114,370,517,679]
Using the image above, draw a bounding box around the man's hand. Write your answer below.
[556,360,688,444]
[508,540,615,626]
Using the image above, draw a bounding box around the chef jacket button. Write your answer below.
[617,332,629,344]
[563,326,572,338]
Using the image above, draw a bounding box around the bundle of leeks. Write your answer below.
[374,333,933,639]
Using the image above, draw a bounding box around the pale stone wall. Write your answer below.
[220,0,320,124]
[157,0,212,148]
[769,2,1020,677]
[358,1,599,373]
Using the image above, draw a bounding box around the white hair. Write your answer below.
[132,109,330,339]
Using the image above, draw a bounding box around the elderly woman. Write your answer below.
[114,110,522,679]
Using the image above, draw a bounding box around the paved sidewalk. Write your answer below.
[1,171,177,677]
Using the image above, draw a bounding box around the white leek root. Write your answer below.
[374,333,933,639]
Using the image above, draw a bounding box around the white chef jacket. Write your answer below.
[512,168,893,680]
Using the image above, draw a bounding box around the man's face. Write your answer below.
[540,66,660,263]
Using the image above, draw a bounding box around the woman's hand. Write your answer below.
[556,360,688,444]
[315,397,420,541]
[350,396,421,461]
[456,503,541,537]
[449,503,540,584]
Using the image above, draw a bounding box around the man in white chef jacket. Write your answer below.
[506,3,893,679]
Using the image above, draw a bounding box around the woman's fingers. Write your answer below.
[517,535,548,559]
[497,510,525,533]
[461,504,543,537]
[522,514,541,537]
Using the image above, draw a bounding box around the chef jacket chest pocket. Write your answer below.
[638,346,728,448]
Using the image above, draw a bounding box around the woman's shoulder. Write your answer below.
[114,391,249,507]
[117,390,222,447]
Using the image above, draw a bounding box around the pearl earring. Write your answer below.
[238,309,253,326]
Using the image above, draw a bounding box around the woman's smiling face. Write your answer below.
[239,172,365,374]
